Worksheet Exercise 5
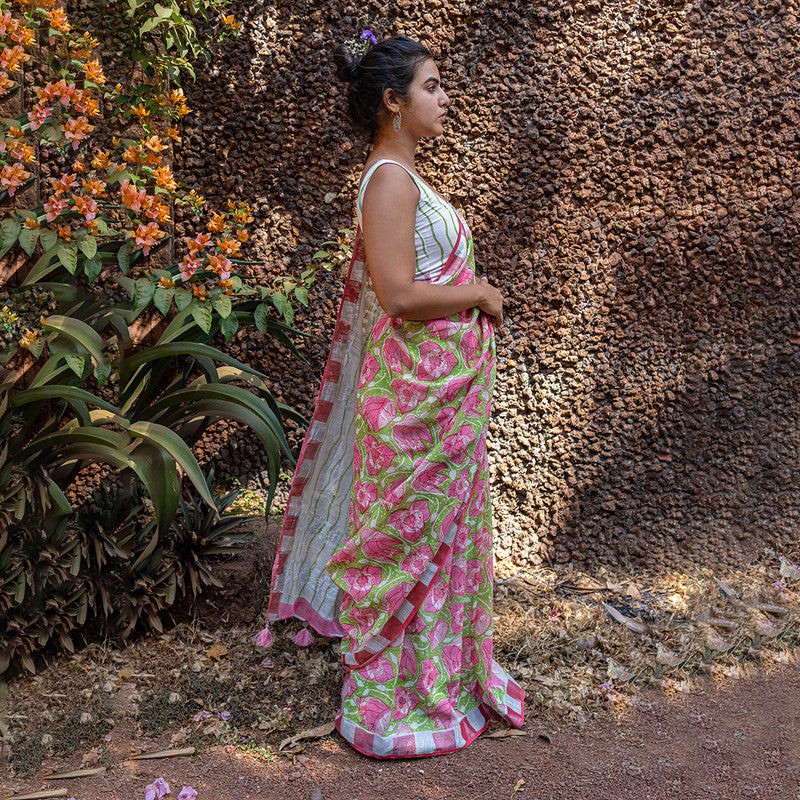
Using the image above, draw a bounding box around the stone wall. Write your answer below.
[172,0,800,574]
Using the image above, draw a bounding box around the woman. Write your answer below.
[262,33,524,758]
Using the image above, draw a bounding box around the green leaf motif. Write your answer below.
[18,227,40,257]
[57,241,78,274]
[191,301,212,333]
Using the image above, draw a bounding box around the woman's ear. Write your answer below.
[382,86,401,115]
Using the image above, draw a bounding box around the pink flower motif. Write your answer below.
[433,375,473,404]
[462,385,487,416]
[429,698,454,729]
[361,530,404,561]
[360,394,397,431]
[387,500,431,543]
[360,353,379,384]
[449,563,466,594]
[399,639,417,681]
[347,604,378,634]
[441,425,476,464]
[177,788,197,800]
[460,327,482,363]
[426,316,462,339]
[144,778,170,800]
[449,602,465,635]
[469,481,487,518]
[363,435,396,475]
[468,606,492,636]
[361,656,394,682]
[358,697,391,735]
[465,559,485,594]
[416,341,458,381]
[400,545,432,579]
[253,626,273,648]
[383,476,407,505]
[343,564,383,602]
[423,580,449,615]
[481,636,493,666]
[436,406,457,431]
[383,582,411,615]
[442,644,462,677]
[393,415,433,455]
[382,335,413,372]
[292,628,313,647]
[416,658,439,695]
[411,462,448,493]
[461,637,480,669]
[392,687,420,721]
[391,378,429,412]
[354,480,377,512]
[473,524,492,553]
[430,617,449,648]
[446,473,472,501]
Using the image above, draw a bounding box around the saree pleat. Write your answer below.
[267,217,524,759]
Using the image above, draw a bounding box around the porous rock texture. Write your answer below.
[172,0,800,575]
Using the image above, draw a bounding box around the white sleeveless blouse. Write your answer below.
[356,159,467,284]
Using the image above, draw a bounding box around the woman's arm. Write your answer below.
[361,164,503,325]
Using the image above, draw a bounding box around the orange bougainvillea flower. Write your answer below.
[72,158,88,174]
[64,116,94,150]
[131,102,150,121]
[9,141,35,163]
[82,59,106,85]
[207,254,233,281]
[72,194,99,221]
[73,91,100,118]
[206,212,226,233]
[165,126,181,141]
[54,172,79,192]
[144,201,170,224]
[235,229,248,242]
[92,150,113,170]
[157,276,175,288]
[143,151,162,167]
[152,165,177,191]
[46,7,71,33]
[51,78,77,106]
[0,73,16,92]
[1,162,30,196]
[57,223,73,240]
[187,232,213,251]
[120,179,147,212]
[123,144,143,165]
[219,279,235,296]
[143,135,168,153]
[22,217,41,229]
[19,328,40,349]
[0,44,30,74]
[82,177,107,197]
[191,283,208,301]
[6,125,24,139]
[216,237,241,257]
[132,221,165,255]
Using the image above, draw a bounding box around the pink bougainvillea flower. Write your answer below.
[254,626,273,648]
[72,194,98,221]
[292,628,313,647]
[133,221,165,255]
[179,255,201,282]
[207,253,232,280]
[43,194,68,222]
[26,102,52,130]
[0,162,29,196]
[176,788,197,800]
[192,710,212,722]
[120,178,147,212]
[63,115,94,150]
[144,777,170,800]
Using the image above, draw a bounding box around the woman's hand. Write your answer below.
[478,276,504,327]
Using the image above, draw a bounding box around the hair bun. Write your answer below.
[334,44,360,84]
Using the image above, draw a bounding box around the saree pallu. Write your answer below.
[267,218,523,758]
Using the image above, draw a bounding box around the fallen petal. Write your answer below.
[177,787,198,800]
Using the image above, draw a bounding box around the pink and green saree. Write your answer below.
[265,214,524,758]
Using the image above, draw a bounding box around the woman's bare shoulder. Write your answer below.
[360,160,419,208]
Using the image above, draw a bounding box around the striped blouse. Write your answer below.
[356,158,467,284]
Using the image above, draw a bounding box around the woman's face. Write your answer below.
[397,58,449,138]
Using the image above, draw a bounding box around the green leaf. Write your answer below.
[294,286,309,306]
[212,293,232,319]
[0,218,21,259]
[77,233,97,260]
[84,254,103,282]
[117,242,131,273]
[153,285,175,315]
[41,315,105,366]
[254,302,268,334]
[18,227,39,256]
[129,421,217,508]
[134,277,155,309]
[312,250,330,260]
[191,301,212,333]
[57,240,78,274]
[140,16,160,32]
[40,228,58,253]
[174,286,192,311]
[219,313,239,341]
[154,2,172,16]
[65,354,86,377]
[94,357,112,385]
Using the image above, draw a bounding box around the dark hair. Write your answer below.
[333,34,432,139]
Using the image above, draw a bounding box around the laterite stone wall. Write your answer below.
[172,0,800,574]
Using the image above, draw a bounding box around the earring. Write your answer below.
[392,111,402,132]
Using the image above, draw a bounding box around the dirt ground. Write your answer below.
[5,656,800,800]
